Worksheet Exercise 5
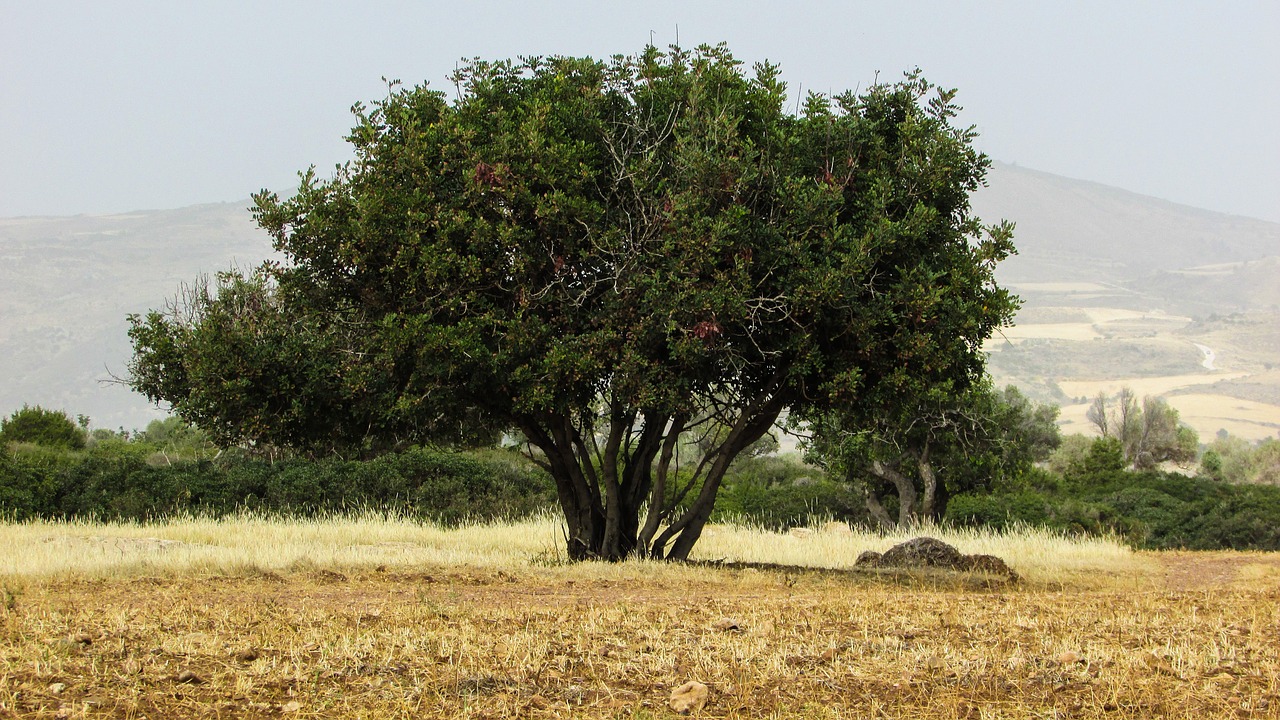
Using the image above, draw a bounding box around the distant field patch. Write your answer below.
[1082,308,1191,325]
[1005,281,1113,293]
[1166,393,1280,442]
[987,338,1207,382]
[1012,306,1094,324]
[1057,373,1251,401]
[1168,260,1249,276]
[998,323,1100,341]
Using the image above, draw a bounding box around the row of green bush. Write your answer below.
[945,469,1280,550]
[6,435,1280,551]
[0,443,557,525]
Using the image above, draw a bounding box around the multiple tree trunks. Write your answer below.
[522,398,784,561]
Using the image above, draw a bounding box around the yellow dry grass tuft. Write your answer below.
[0,513,1151,589]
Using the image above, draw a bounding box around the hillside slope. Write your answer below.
[974,162,1280,290]
[0,203,274,429]
[975,163,1280,440]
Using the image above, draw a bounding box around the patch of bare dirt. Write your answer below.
[1155,551,1280,591]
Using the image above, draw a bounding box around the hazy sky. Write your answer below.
[3,1,1278,222]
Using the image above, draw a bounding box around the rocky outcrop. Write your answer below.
[856,537,1018,581]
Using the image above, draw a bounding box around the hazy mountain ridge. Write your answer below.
[975,162,1280,288]
[1,164,1277,434]
[0,203,274,428]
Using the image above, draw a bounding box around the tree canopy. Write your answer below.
[0,405,86,451]
[128,44,1018,560]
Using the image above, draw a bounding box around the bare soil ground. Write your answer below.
[1156,551,1280,592]
[2,555,1278,719]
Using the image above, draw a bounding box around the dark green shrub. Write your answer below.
[0,446,70,519]
[713,455,864,529]
[0,406,85,450]
[1064,437,1127,488]
[0,442,555,524]
[945,490,1051,529]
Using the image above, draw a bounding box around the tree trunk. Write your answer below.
[917,444,937,521]
[870,459,917,526]
[863,487,895,530]
[523,391,784,562]
[647,399,784,561]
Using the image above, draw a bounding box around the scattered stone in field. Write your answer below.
[1142,651,1179,676]
[854,537,1019,581]
[232,648,259,662]
[52,634,92,654]
[856,550,883,566]
[822,521,852,534]
[281,701,303,713]
[312,569,348,584]
[175,670,204,684]
[669,681,709,714]
[789,527,814,539]
[958,554,1019,579]
[713,618,743,632]
[1054,651,1084,666]
[562,684,586,705]
[48,682,68,694]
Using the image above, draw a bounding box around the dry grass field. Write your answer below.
[2,515,1279,718]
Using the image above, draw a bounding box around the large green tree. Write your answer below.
[129,45,1017,560]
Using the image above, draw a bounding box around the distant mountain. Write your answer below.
[972,164,1280,441]
[1,163,1277,433]
[974,162,1280,289]
[0,203,274,430]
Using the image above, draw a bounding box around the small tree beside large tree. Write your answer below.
[803,382,1060,528]
[128,44,1018,560]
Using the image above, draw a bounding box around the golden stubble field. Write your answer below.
[1,516,1279,719]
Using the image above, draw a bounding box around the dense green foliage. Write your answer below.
[4,407,1280,551]
[711,453,866,529]
[946,437,1280,550]
[0,405,86,450]
[128,44,1017,560]
[0,442,555,524]
[1201,435,1280,485]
